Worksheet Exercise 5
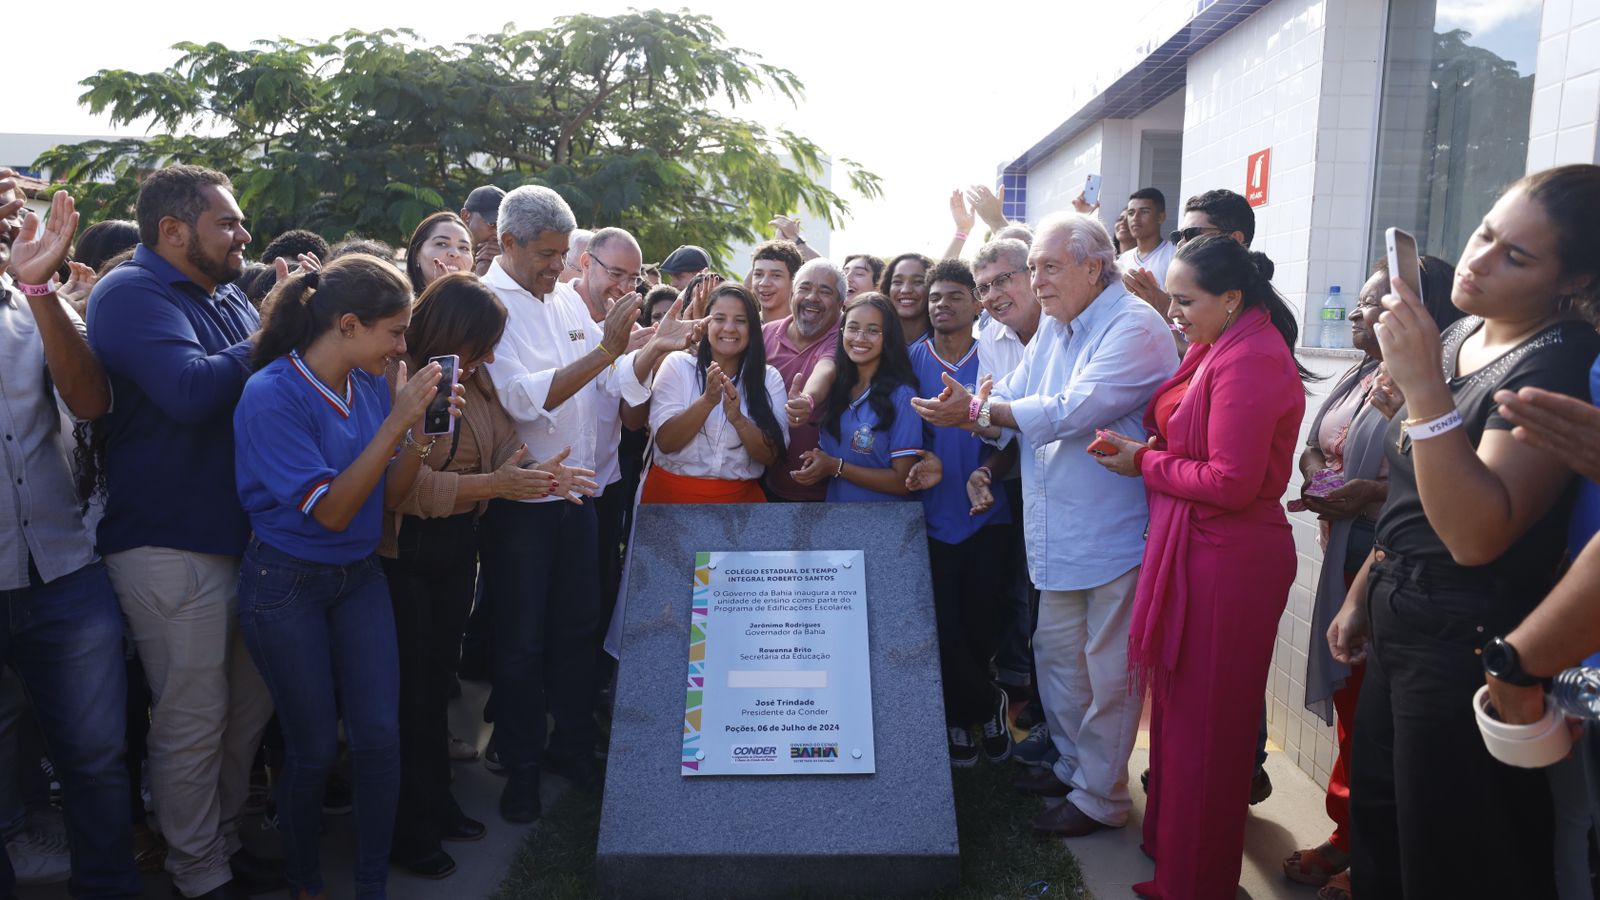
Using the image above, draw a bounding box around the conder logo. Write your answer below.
[731,745,778,762]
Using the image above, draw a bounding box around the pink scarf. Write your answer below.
[1128,307,1275,689]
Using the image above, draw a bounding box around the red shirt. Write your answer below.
[761,316,840,501]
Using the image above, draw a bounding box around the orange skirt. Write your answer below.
[640,466,766,505]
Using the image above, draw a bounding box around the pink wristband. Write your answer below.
[14,281,53,297]
[968,397,982,421]
[953,231,969,241]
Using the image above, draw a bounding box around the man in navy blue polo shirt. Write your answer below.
[87,166,278,900]
[909,259,1014,768]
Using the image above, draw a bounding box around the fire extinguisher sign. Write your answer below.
[1246,148,1271,208]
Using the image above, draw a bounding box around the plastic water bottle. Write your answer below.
[1319,285,1350,349]
[1551,667,1600,720]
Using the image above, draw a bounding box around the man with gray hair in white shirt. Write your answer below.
[479,187,700,824]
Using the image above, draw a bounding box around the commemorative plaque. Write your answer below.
[681,550,874,776]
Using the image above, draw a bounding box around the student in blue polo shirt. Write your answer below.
[909,259,1016,768]
[233,254,456,900]
[793,292,922,501]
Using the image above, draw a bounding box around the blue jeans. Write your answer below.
[0,560,140,898]
[239,539,399,899]
[479,499,601,772]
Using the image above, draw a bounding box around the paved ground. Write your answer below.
[1061,742,1330,900]
[17,680,565,900]
[19,687,1331,900]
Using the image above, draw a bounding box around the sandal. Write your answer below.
[1317,870,1352,900]
[1283,841,1350,887]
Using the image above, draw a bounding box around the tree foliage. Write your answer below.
[37,11,882,266]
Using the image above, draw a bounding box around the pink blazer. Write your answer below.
[1129,306,1305,681]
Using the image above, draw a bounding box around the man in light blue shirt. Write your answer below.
[914,212,1175,837]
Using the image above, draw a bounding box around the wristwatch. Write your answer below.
[1482,636,1542,687]
[976,398,993,429]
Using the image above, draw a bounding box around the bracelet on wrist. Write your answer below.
[1402,407,1462,442]
[14,281,54,297]
[597,343,617,368]
[968,397,982,422]
[834,457,845,479]
[402,430,438,459]
[976,465,993,481]
[953,231,969,241]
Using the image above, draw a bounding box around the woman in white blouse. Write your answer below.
[642,283,788,503]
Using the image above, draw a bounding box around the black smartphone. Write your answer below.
[423,354,460,436]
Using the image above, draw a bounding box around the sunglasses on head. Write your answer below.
[1169,226,1221,245]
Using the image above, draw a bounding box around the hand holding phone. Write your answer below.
[1083,174,1102,208]
[1385,227,1422,305]
[423,355,461,436]
[1086,429,1120,457]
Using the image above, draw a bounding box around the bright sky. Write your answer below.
[14,0,1169,259]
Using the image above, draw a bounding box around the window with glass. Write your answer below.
[1368,0,1542,267]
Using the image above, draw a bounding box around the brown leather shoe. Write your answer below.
[1013,766,1071,797]
[1030,799,1116,837]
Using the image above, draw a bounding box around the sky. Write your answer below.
[11,0,1170,258]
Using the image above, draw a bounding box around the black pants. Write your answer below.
[382,513,478,857]
[1349,549,1555,899]
[479,499,600,773]
[929,525,1010,725]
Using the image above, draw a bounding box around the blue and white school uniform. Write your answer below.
[909,337,1010,542]
[234,350,393,564]
[818,382,921,503]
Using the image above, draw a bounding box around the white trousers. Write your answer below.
[1036,566,1142,827]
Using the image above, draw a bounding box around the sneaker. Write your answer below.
[1012,721,1053,768]
[980,690,1012,763]
[947,725,978,768]
[448,732,479,762]
[39,756,61,806]
[6,826,71,885]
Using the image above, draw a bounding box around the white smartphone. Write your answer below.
[1385,227,1422,305]
[1083,173,1103,207]
[423,354,460,436]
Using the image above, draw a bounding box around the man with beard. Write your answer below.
[88,166,279,900]
[762,258,843,502]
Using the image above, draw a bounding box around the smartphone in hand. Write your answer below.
[1083,174,1103,207]
[1086,429,1119,457]
[1385,227,1422,304]
[423,354,460,436]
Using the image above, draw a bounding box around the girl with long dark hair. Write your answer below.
[643,283,788,503]
[234,253,460,900]
[879,253,933,345]
[793,292,923,500]
[404,212,475,295]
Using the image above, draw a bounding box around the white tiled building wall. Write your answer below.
[1529,0,1600,168]
[1016,0,1593,788]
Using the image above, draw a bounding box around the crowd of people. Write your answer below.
[2,156,1600,900]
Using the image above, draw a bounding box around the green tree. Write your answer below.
[37,11,881,266]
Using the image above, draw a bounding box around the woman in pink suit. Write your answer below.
[1095,234,1309,899]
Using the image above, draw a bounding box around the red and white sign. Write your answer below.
[1246,148,1271,207]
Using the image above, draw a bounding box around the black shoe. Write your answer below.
[441,812,486,842]
[229,847,287,893]
[171,880,253,899]
[1140,767,1149,791]
[544,752,602,793]
[499,771,542,823]
[980,689,1013,763]
[393,848,456,880]
[322,772,353,815]
[1250,767,1273,805]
